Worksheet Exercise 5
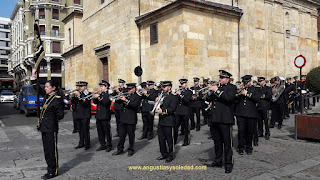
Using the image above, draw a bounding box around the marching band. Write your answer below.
[34,68,309,178]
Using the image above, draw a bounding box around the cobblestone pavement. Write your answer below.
[0,110,320,180]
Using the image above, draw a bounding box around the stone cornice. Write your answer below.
[61,44,83,58]
[135,0,242,25]
[10,2,23,20]
[62,11,83,23]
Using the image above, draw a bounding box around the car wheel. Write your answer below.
[25,110,29,117]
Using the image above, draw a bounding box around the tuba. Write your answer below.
[271,84,286,102]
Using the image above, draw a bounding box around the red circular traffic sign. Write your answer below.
[294,55,306,68]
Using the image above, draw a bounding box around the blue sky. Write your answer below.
[0,0,20,19]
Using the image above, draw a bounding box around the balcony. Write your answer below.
[51,30,64,37]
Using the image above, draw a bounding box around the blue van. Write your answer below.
[19,85,44,117]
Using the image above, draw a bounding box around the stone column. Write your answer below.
[46,57,52,81]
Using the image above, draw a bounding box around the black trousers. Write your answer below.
[96,119,112,147]
[114,110,121,134]
[236,117,255,151]
[158,125,174,160]
[78,118,90,148]
[174,115,190,144]
[253,118,258,142]
[271,103,284,126]
[210,122,233,169]
[257,109,269,135]
[141,112,154,137]
[202,108,209,124]
[42,132,58,176]
[117,123,136,152]
[72,111,78,131]
[190,107,201,128]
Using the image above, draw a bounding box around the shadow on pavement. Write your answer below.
[59,152,94,175]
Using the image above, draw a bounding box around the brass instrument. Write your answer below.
[109,92,130,101]
[271,84,286,102]
[150,91,165,115]
[172,87,184,95]
[79,91,101,101]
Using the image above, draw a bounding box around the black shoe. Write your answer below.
[113,133,119,137]
[190,127,195,130]
[258,134,263,137]
[269,124,275,128]
[156,155,167,160]
[85,146,90,150]
[41,173,57,179]
[179,133,185,136]
[72,129,78,133]
[165,158,173,163]
[208,136,213,140]
[96,146,106,151]
[278,124,283,129]
[147,135,154,140]
[128,151,134,157]
[225,167,233,174]
[254,141,258,146]
[207,162,222,168]
[265,133,270,140]
[196,127,200,131]
[74,145,84,149]
[246,149,252,155]
[106,146,112,152]
[237,149,244,155]
[138,136,147,140]
[182,142,189,146]
[112,150,124,155]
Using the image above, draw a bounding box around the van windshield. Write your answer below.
[26,87,37,95]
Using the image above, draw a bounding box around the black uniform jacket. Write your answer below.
[71,91,91,119]
[40,93,64,132]
[93,91,111,120]
[112,87,128,111]
[119,92,141,125]
[31,79,64,132]
[141,88,158,113]
[234,86,260,118]
[159,92,179,127]
[175,88,192,116]
[208,83,237,124]
[256,85,272,110]
[190,85,203,108]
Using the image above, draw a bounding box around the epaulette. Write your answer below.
[55,96,61,98]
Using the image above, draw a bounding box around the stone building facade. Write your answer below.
[64,0,320,91]
[8,0,82,89]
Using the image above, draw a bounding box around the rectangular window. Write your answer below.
[69,28,71,45]
[0,41,6,46]
[150,22,158,45]
[74,0,81,5]
[52,26,59,36]
[6,41,10,47]
[51,0,60,2]
[101,0,105,4]
[40,25,45,35]
[52,41,61,53]
[0,32,6,38]
[51,60,61,73]
[39,61,47,73]
[39,8,45,19]
[52,9,59,20]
